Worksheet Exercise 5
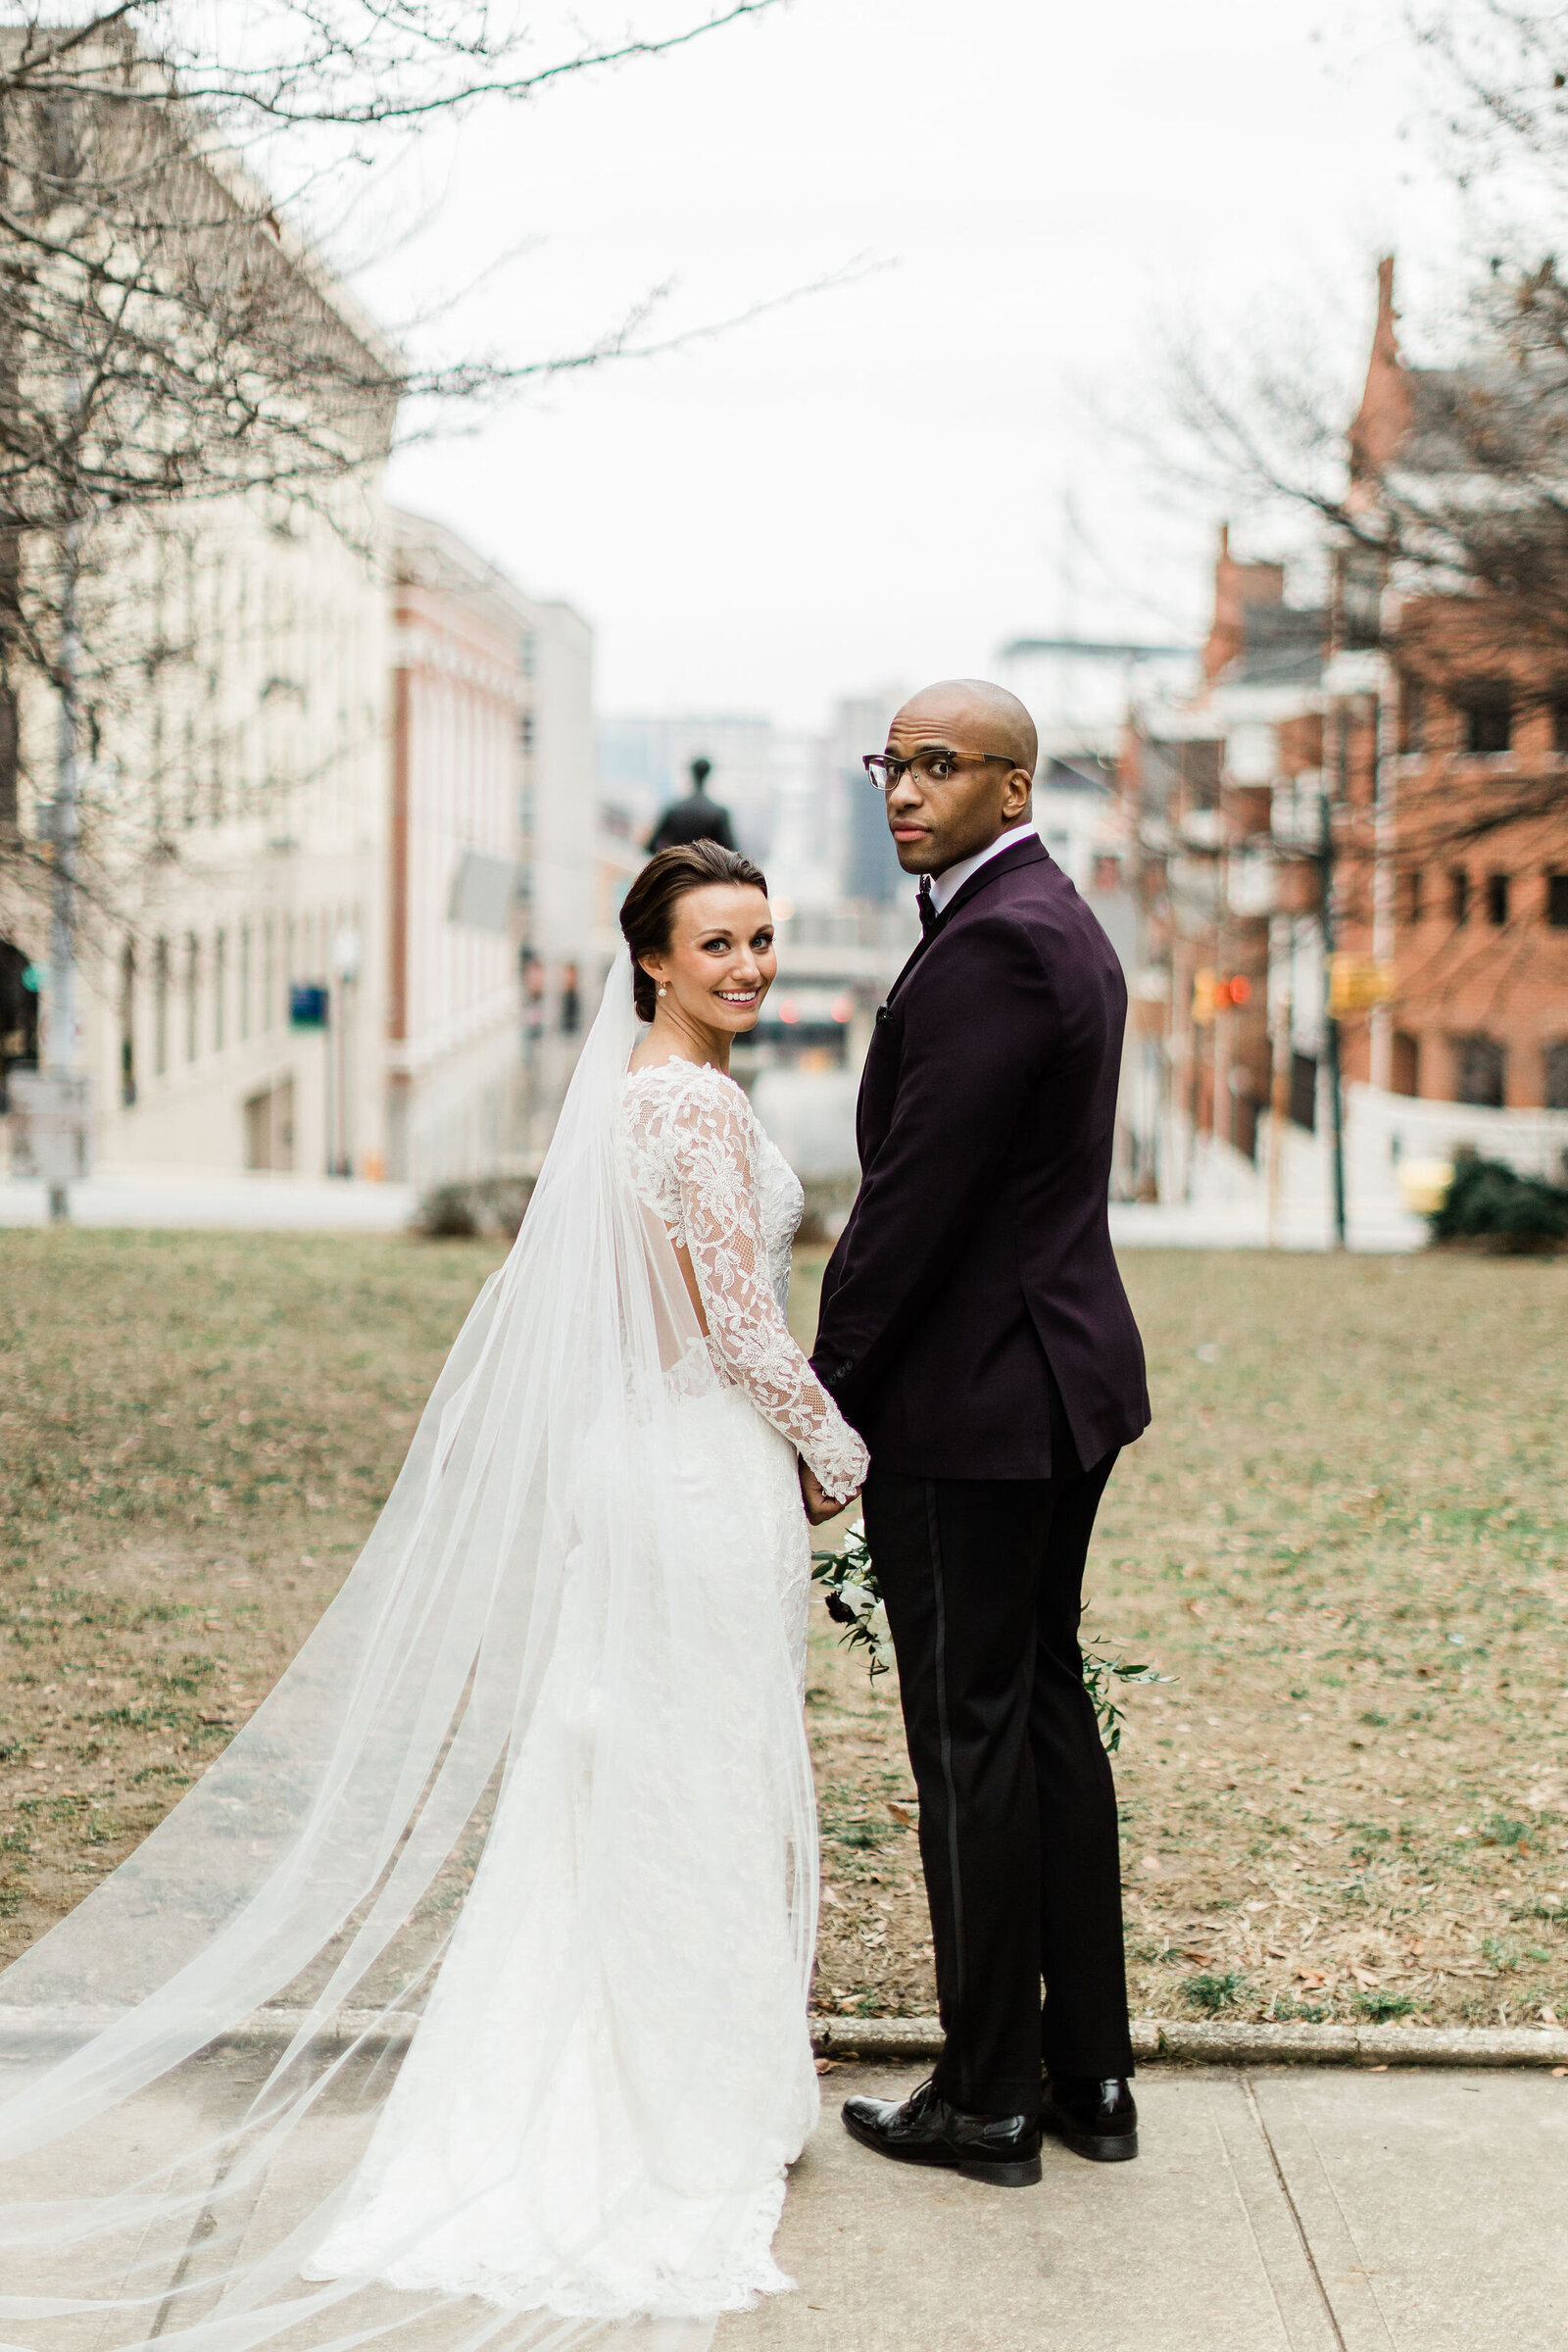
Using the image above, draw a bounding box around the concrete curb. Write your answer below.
[10,2008,1566,2072]
[809,2014,1568,2070]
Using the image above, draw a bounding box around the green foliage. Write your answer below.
[1431,1154,1568,1250]
[1181,1970,1250,2014]
[1356,1989,1417,2019]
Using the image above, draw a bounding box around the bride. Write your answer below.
[0,841,867,2349]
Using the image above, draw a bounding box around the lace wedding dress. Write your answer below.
[0,976,866,2352]
[309,1057,867,2317]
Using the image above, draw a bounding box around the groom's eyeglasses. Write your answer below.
[862,749,1020,793]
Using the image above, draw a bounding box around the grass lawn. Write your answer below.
[3,1231,1566,2034]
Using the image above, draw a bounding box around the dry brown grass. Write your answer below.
[3,1232,1565,2034]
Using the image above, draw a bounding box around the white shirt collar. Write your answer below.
[927,824,1034,914]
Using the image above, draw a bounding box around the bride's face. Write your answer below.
[647,883,777,1037]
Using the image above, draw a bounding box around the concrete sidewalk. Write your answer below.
[722,2062,1568,2350]
[0,1169,416,1229]
[4,2054,1564,2352]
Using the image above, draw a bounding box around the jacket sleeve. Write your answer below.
[809,912,1056,1412]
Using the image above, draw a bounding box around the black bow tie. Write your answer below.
[917,877,937,933]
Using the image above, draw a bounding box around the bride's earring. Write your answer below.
[658,983,668,997]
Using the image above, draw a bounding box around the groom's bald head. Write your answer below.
[881,679,1037,875]
[892,679,1038,778]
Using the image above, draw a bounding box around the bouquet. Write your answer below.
[811,1520,1168,1751]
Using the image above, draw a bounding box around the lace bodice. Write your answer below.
[620,1058,868,1505]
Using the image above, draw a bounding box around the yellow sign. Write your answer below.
[1327,955,1395,1016]
[1192,967,1218,1025]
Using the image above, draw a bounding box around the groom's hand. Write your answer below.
[800,1461,847,1527]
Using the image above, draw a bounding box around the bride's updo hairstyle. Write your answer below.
[620,840,768,1022]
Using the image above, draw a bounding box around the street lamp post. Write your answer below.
[43,525,84,1223]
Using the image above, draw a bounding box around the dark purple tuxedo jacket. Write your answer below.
[809,832,1150,1480]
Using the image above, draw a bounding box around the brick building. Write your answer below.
[1329,262,1568,1119]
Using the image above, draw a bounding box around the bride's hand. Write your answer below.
[799,1460,850,1527]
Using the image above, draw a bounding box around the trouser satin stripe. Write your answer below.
[924,1477,969,2103]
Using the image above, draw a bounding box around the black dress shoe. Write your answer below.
[1040,2072,1139,2162]
[842,2077,1042,2187]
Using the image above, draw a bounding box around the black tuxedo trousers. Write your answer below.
[863,1427,1134,2114]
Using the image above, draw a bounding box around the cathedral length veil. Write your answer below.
[0,966,820,2351]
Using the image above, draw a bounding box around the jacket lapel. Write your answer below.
[883,833,1048,1006]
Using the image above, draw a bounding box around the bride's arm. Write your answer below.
[668,1077,868,1506]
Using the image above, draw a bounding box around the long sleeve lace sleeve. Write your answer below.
[666,1075,869,1506]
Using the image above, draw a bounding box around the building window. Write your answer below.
[1486,872,1510,927]
[239,923,251,1042]
[1393,1031,1420,1098]
[153,938,170,1076]
[560,960,581,1035]
[1547,872,1568,928]
[264,918,275,1029]
[184,932,200,1063]
[1449,869,1471,926]
[1289,1051,1317,1133]
[213,928,227,1050]
[1453,1033,1505,1107]
[1405,868,1424,923]
[1459,684,1513,756]
[518,710,535,755]
[1545,1040,1568,1111]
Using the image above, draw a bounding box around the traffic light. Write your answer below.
[1193,970,1252,1023]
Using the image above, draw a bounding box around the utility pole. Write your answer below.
[1368,656,1397,1094]
[1319,765,1348,1251]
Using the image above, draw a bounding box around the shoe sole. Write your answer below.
[1041,2117,1139,2164]
[841,2111,1042,2188]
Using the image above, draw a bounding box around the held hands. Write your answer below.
[799,1459,855,1527]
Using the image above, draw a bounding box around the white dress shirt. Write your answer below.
[927,823,1036,914]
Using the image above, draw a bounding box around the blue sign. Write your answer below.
[289,983,329,1030]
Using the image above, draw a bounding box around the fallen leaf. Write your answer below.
[885,1801,914,1827]
[1295,1970,1329,1988]
[813,2058,841,2076]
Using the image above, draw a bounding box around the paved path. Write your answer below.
[0,1170,416,1230]
[5,2054,1564,2351]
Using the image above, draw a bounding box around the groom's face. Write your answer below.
[881,690,1034,875]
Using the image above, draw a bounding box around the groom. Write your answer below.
[803,679,1151,2188]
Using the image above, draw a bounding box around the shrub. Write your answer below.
[1430,1153,1568,1252]
[415,1175,537,1241]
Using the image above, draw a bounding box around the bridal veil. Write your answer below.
[0,967,819,2350]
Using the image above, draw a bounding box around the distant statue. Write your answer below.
[646,756,737,855]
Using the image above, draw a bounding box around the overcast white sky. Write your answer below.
[362,0,1476,726]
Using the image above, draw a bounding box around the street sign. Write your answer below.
[289,983,329,1030]
[1327,956,1395,1016]
[8,1070,92,1184]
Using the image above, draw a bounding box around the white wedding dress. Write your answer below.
[0,974,866,2352]
[309,1058,867,2317]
